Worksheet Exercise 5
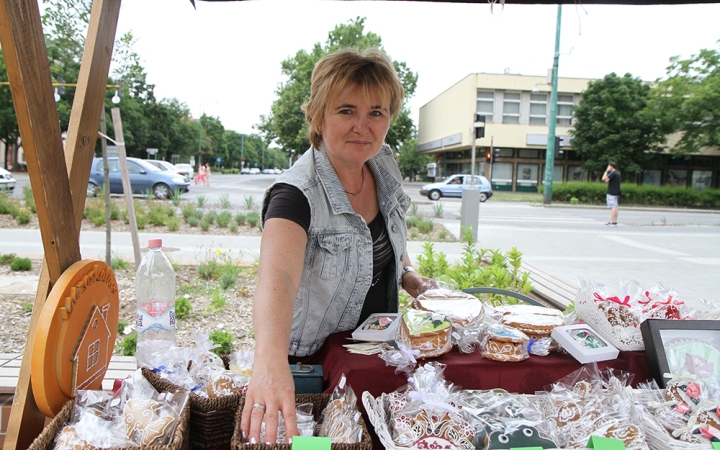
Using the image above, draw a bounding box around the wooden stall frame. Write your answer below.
[0,0,121,448]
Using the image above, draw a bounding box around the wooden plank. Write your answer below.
[1,0,121,447]
[0,0,80,283]
[519,262,577,310]
[64,0,122,230]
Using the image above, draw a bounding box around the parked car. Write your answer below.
[145,159,191,182]
[88,157,190,199]
[0,167,16,191]
[248,168,261,175]
[240,167,251,174]
[420,174,493,202]
[174,163,194,183]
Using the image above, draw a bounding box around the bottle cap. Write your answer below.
[148,238,162,249]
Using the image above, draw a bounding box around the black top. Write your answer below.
[607,170,622,196]
[264,183,395,328]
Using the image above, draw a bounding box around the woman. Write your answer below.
[240,47,432,445]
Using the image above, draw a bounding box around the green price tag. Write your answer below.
[292,436,331,450]
[712,442,720,450]
[510,447,543,450]
[587,435,625,450]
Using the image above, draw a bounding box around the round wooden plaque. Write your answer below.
[32,260,119,417]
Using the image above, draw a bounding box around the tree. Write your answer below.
[396,138,433,181]
[647,43,720,155]
[569,73,663,178]
[257,17,418,154]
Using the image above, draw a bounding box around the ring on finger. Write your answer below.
[252,402,266,411]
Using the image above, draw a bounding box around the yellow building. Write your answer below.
[418,73,720,191]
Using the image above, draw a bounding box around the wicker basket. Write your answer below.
[27,396,190,450]
[230,393,372,450]
[142,367,242,449]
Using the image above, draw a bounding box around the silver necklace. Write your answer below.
[343,166,365,196]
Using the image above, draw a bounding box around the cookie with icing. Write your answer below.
[123,398,175,446]
[486,425,557,449]
[207,370,249,398]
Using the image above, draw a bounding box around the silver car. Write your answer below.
[174,163,194,183]
[420,174,494,202]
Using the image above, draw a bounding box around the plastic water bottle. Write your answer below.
[135,238,176,368]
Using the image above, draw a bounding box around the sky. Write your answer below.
[115,0,720,137]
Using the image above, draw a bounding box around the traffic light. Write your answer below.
[474,114,486,139]
[485,150,492,164]
[493,147,500,161]
[554,136,564,159]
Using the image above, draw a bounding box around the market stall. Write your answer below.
[2,0,719,448]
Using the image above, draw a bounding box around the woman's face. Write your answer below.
[321,84,391,166]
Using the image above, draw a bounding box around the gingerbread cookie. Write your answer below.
[501,312,564,336]
[486,425,557,450]
[207,370,250,398]
[414,290,484,326]
[123,398,175,446]
[54,426,91,450]
[598,302,639,328]
[400,309,452,359]
[481,324,529,362]
[601,424,644,448]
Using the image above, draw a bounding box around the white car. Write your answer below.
[145,160,189,183]
[249,168,261,175]
[0,167,16,191]
[174,163,194,183]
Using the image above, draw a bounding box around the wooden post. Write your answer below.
[111,107,142,268]
[100,110,112,265]
[0,0,121,447]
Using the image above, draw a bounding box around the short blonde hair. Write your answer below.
[302,48,405,149]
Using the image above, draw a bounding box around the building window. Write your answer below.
[643,170,661,187]
[477,91,494,122]
[502,92,520,124]
[568,165,587,181]
[692,171,713,190]
[518,149,540,159]
[557,94,574,126]
[529,93,547,125]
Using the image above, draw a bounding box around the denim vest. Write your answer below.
[262,144,411,357]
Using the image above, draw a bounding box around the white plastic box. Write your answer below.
[551,324,620,364]
[351,313,402,342]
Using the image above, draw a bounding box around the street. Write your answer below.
[5,172,720,306]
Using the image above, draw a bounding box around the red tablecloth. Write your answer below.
[306,330,652,397]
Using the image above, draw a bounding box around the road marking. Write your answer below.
[601,235,689,256]
[677,258,720,265]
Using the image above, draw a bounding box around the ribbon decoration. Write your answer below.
[396,342,420,365]
[407,391,460,414]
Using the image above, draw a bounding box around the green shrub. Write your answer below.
[167,217,180,231]
[409,202,419,216]
[91,213,106,226]
[246,212,260,228]
[229,222,238,233]
[219,272,236,290]
[200,219,211,231]
[15,207,31,225]
[244,196,255,210]
[196,194,207,208]
[136,214,149,229]
[111,256,130,270]
[187,216,199,227]
[118,334,137,356]
[209,290,227,312]
[175,297,192,319]
[431,202,444,218]
[10,257,31,271]
[22,186,36,213]
[117,319,128,335]
[417,218,434,234]
[182,204,200,222]
[553,182,720,209]
[22,302,33,314]
[209,330,233,355]
[198,259,221,280]
[218,193,231,209]
[0,195,18,215]
[216,211,232,228]
[0,253,17,265]
[570,197,579,205]
[204,211,217,225]
[406,216,419,229]
[172,190,182,206]
[235,213,247,226]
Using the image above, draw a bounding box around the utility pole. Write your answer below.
[543,5,562,205]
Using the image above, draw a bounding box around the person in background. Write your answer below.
[204,163,211,186]
[240,47,434,445]
[196,164,206,186]
[602,161,621,226]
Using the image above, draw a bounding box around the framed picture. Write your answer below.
[640,319,720,389]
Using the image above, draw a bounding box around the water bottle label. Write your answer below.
[137,304,176,333]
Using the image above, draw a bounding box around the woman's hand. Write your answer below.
[402,269,437,298]
[240,356,299,444]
